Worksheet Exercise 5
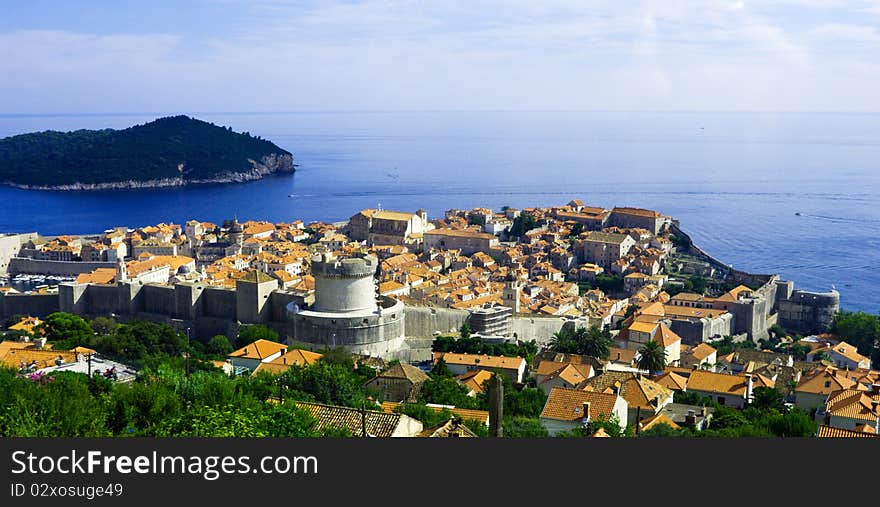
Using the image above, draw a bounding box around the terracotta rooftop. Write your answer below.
[540,387,620,422]
[686,370,750,396]
[817,425,878,438]
[433,352,526,371]
[295,401,413,437]
[374,363,431,384]
[381,401,489,424]
[418,418,478,438]
[228,339,287,360]
[238,270,277,284]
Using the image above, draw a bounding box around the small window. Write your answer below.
[824,381,831,388]
[717,397,726,406]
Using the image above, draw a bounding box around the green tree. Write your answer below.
[594,274,624,294]
[97,320,187,361]
[510,212,539,237]
[503,382,547,418]
[206,335,234,356]
[394,403,455,427]
[431,357,451,378]
[829,310,880,366]
[431,335,456,352]
[459,322,472,340]
[789,342,812,361]
[690,275,708,295]
[549,327,577,353]
[574,325,613,359]
[419,376,481,409]
[640,422,682,437]
[637,340,667,373]
[37,312,94,348]
[89,316,118,336]
[280,361,370,408]
[767,408,817,437]
[503,417,549,438]
[236,325,279,347]
[768,324,787,340]
[751,386,785,411]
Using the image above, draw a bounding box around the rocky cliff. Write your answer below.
[2,153,295,191]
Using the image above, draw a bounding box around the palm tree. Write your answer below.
[637,340,667,373]
[574,325,612,360]
[549,328,576,353]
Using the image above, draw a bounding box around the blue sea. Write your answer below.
[0,111,878,313]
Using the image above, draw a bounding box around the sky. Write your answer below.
[2,0,880,113]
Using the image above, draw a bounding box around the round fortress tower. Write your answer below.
[311,252,379,313]
[288,251,406,358]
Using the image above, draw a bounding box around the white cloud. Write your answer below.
[0,1,879,112]
[809,23,880,43]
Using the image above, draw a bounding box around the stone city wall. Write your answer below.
[404,306,469,338]
[8,257,115,276]
[0,293,60,321]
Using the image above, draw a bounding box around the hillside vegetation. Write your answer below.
[0,115,293,187]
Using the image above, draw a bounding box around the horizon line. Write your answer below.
[2,109,880,118]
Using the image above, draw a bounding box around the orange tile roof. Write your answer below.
[652,371,688,391]
[612,207,661,218]
[817,425,878,438]
[796,368,858,395]
[0,348,76,370]
[433,352,525,371]
[690,343,717,361]
[8,316,43,334]
[540,387,620,422]
[581,372,672,410]
[228,339,287,360]
[686,371,749,396]
[295,401,411,437]
[272,348,323,367]
[539,363,593,388]
[372,210,417,221]
[375,363,431,384]
[425,228,496,240]
[455,369,494,394]
[381,402,489,424]
[825,389,880,422]
[662,305,727,319]
[629,321,658,334]
[654,324,682,347]
[639,412,681,431]
[76,268,117,285]
[830,341,869,364]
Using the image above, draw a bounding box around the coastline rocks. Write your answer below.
[2,153,295,191]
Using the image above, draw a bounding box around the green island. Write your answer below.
[0,115,294,190]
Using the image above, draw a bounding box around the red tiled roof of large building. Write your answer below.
[612,207,661,218]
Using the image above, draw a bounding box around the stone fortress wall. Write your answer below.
[669,223,837,340]
[7,257,116,276]
[289,252,407,358]
[0,224,841,354]
[777,288,841,334]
